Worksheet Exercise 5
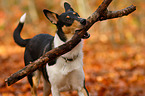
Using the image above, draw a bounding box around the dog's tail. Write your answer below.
[13,13,30,47]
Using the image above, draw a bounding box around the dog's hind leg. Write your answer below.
[43,77,51,96]
[41,66,51,96]
[24,50,41,96]
[31,70,41,96]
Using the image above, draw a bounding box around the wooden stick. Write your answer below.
[99,5,136,21]
[5,0,136,86]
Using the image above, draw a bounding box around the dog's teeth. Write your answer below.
[20,13,26,23]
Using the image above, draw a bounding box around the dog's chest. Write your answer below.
[46,59,84,91]
[51,33,83,73]
[46,51,84,91]
[45,33,84,91]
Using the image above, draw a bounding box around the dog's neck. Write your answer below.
[56,27,67,42]
[54,32,83,59]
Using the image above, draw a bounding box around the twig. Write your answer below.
[99,5,136,21]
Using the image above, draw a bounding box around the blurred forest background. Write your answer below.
[0,0,145,96]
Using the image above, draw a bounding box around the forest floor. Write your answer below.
[0,41,145,96]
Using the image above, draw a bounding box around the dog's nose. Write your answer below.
[80,19,86,25]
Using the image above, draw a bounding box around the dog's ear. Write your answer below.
[64,2,74,12]
[43,9,59,25]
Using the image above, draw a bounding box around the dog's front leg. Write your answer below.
[51,86,60,96]
[78,88,89,96]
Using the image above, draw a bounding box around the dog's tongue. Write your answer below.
[82,32,90,39]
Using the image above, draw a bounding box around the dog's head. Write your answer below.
[43,2,90,42]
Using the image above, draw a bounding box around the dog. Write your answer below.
[13,2,90,96]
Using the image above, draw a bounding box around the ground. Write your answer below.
[0,41,144,96]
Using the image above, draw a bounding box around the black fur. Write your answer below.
[13,22,30,47]
[23,34,54,86]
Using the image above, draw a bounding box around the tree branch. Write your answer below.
[99,5,136,21]
[5,0,136,86]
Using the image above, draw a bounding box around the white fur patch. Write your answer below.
[20,13,26,23]
[54,34,83,58]
[46,33,85,93]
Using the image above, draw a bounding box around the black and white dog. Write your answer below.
[13,2,90,96]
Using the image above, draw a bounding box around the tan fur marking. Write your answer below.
[67,9,71,11]
[31,70,41,96]
[31,86,37,96]
[73,12,76,15]
[66,16,70,18]
[62,20,83,40]
[43,79,51,96]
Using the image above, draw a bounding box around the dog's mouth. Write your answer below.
[82,32,90,39]
[75,29,90,39]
